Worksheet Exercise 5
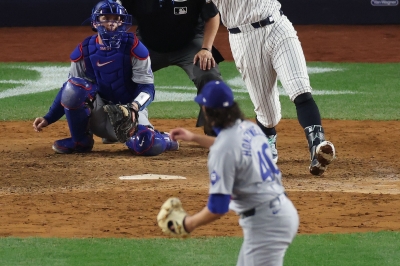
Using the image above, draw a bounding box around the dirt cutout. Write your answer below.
[0,25,399,238]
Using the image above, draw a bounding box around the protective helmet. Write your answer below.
[91,0,132,49]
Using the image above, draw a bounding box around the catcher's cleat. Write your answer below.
[102,138,118,144]
[309,141,335,176]
[267,134,278,163]
[52,137,94,154]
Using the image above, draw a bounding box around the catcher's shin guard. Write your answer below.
[61,77,97,109]
[52,108,94,154]
[125,125,176,156]
[305,125,335,176]
[161,132,179,151]
[55,78,95,154]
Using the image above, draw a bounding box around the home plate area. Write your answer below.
[119,174,187,180]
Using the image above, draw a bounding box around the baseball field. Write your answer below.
[0,25,399,265]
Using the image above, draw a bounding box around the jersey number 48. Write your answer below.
[257,143,279,182]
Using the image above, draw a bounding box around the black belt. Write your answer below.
[240,193,287,218]
[228,10,283,34]
[240,208,255,218]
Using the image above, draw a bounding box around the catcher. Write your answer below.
[32,0,178,156]
[157,81,299,266]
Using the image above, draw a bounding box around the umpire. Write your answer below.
[121,0,224,135]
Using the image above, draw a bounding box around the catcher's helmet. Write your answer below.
[91,0,132,49]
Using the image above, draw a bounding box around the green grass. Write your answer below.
[1,232,399,266]
[0,61,399,264]
[0,62,399,120]
[286,231,400,266]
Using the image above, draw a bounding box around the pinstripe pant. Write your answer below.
[229,13,312,128]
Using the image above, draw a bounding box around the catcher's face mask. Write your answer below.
[91,0,132,49]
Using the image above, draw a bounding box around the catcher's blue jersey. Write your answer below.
[70,32,154,105]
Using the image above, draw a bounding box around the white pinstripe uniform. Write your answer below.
[212,0,312,129]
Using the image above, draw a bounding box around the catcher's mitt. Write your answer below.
[103,103,139,143]
[157,197,190,237]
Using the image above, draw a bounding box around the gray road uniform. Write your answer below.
[208,119,299,266]
[68,54,153,141]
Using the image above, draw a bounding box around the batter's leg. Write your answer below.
[229,29,281,161]
[270,16,335,175]
[229,29,282,129]
[256,118,278,163]
[269,15,312,102]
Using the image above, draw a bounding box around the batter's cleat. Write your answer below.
[52,137,94,154]
[161,132,179,151]
[267,134,278,163]
[309,141,335,176]
[102,138,118,144]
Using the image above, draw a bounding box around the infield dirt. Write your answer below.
[0,25,399,238]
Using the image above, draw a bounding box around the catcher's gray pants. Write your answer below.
[89,96,152,142]
[237,194,299,266]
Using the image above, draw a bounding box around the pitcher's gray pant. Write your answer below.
[237,195,299,266]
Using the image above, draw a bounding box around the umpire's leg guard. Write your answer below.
[52,78,96,154]
[125,125,179,156]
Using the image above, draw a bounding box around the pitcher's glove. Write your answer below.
[157,197,190,238]
[103,103,139,143]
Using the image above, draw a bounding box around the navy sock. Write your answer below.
[256,117,276,135]
[294,93,322,128]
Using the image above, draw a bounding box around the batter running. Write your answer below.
[210,0,335,176]
[169,80,299,266]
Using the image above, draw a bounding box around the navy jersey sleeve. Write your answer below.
[43,86,65,125]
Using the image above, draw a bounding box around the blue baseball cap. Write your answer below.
[194,80,234,108]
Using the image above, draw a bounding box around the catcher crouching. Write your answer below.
[32,0,178,156]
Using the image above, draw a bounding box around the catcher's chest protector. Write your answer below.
[79,34,136,103]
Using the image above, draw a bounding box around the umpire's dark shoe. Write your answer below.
[52,137,94,154]
[309,141,335,176]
